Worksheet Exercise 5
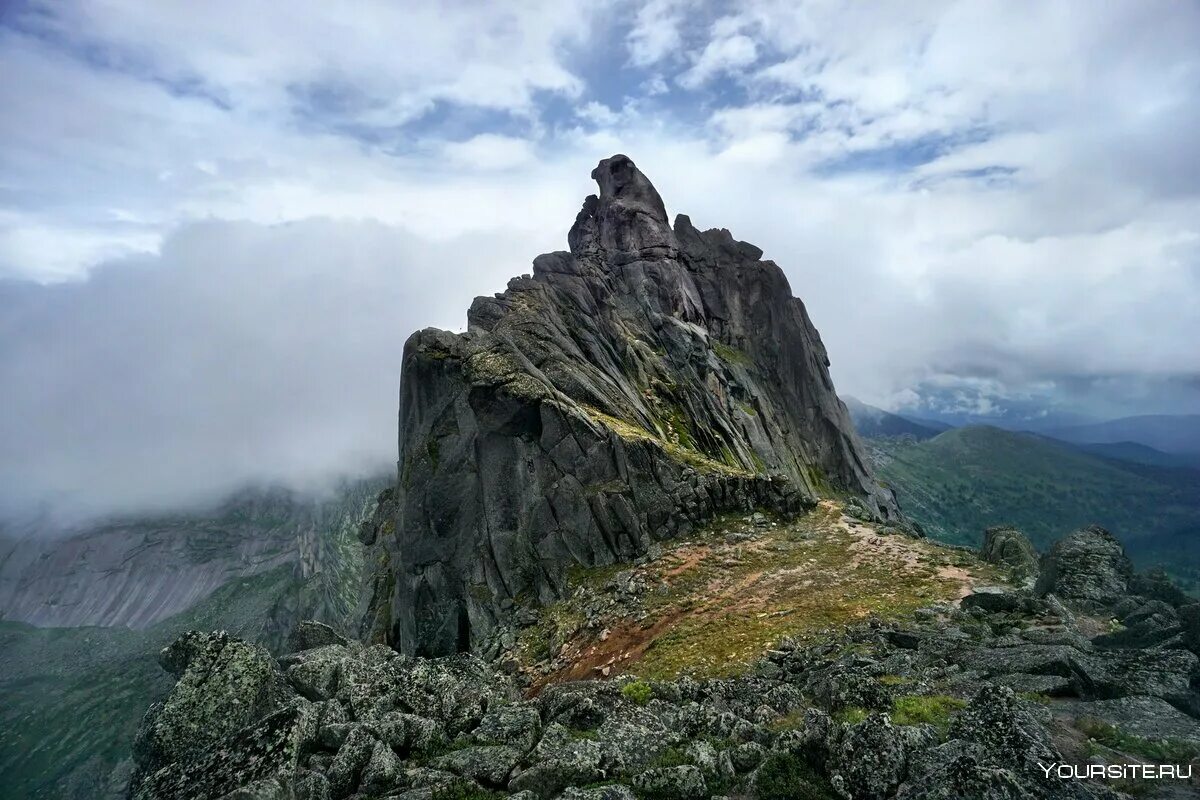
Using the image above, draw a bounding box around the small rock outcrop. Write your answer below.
[129,631,293,795]
[366,155,898,657]
[980,525,1039,580]
[1034,526,1133,609]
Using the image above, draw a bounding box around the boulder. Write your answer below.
[1074,647,1197,706]
[827,714,909,800]
[508,724,607,798]
[960,591,1047,616]
[131,707,310,800]
[1034,526,1132,610]
[338,645,515,732]
[131,631,293,788]
[1055,695,1200,743]
[431,745,523,787]
[475,703,543,752]
[327,726,376,797]
[285,644,351,701]
[1130,568,1195,608]
[556,786,637,800]
[367,711,446,757]
[1092,599,1181,649]
[289,621,351,653]
[980,527,1039,580]
[359,740,405,796]
[631,765,707,800]
[900,685,1105,799]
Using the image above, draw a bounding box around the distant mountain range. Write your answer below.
[1066,439,1200,470]
[842,396,945,440]
[859,424,1200,591]
[1044,414,1200,456]
[846,397,1200,467]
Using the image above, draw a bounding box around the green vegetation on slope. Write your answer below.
[518,505,1000,683]
[870,426,1200,584]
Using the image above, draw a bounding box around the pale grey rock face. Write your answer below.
[366,155,898,658]
[0,477,387,632]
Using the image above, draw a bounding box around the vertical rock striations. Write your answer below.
[367,155,898,657]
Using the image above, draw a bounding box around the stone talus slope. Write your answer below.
[366,154,898,657]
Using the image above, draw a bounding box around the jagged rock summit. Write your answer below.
[362,155,899,657]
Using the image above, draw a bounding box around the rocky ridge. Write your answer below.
[363,155,899,659]
[128,519,1200,799]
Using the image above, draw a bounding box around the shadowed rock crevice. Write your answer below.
[365,155,900,658]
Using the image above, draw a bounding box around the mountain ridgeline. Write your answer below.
[851,413,1200,590]
[361,154,899,658]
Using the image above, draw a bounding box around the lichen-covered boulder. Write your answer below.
[631,765,707,800]
[1034,526,1132,610]
[980,526,1039,580]
[508,723,608,798]
[284,644,352,701]
[476,702,543,751]
[337,643,516,735]
[130,631,294,790]
[131,707,311,800]
[367,710,446,757]
[432,744,523,787]
[907,685,1109,799]
[327,726,377,797]
[556,785,637,800]
[289,620,352,652]
[827,714,910,800]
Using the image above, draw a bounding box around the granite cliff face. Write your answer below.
[364,155,899,657]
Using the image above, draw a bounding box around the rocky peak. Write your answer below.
[363,155,900,658]
[568,154,677,263]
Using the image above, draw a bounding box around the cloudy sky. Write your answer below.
[2,0,1199,519]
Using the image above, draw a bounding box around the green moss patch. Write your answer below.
[1077,718,1200,763]
[890,695,967,729]
[755,752,838,800]
[621,679,653,706]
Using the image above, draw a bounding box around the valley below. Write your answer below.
[864,426,1200,592]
